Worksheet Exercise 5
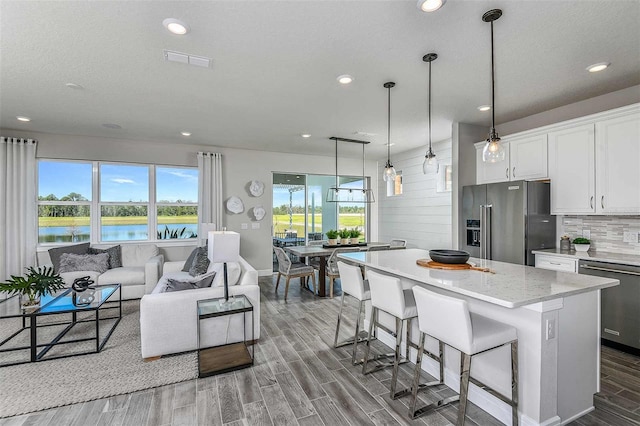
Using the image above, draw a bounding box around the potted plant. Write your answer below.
[572,237,591,252]
[326,229,339,246]
[338,228,351,245]
[0,266,66,310]
[349,228,361,244]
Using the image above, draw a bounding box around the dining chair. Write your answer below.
[273,246,316,301]
[325,247,360,298]
[390,239,407,248]
[367,245,390,252]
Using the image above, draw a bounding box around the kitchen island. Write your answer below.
[339,249,619,426]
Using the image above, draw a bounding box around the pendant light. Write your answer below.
[326,137,375,203]
[422,53,438,174]
[482,9,506,163]
[382,82,397,182]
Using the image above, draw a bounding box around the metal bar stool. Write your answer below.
[410,286,519,425]
[362,270,419,399]
[333,261,370,365]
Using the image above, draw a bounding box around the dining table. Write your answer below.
[284,242,403,297]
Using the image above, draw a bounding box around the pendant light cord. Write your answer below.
[335,137,338,189]
[428,60,432,152]
[491,20,496,132]
[387,85,391,165]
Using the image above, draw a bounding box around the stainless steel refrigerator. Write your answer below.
[460,180,556,266]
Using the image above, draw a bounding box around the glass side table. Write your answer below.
[197,295,254,378]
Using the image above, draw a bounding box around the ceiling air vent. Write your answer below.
[163,50,211,68]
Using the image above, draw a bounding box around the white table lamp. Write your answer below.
[208,231,240,301]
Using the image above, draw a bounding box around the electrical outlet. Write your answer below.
[546,319,556,340]
[623,231,639,243]
[241,223,248,230]
[582,229,591,239]
[251,222,260,229]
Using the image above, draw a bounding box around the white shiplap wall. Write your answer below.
[377,139,452,249]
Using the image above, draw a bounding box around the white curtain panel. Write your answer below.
[197,152,223,233]
[0,137,38,286]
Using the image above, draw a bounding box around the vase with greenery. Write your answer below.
[326,229,339,245]
[0,266,66,310]
[349,228,361,244]
[572,237,591,252]
[338,228,351,245]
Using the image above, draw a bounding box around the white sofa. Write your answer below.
[49,244,164,300]
[139,256,260,360]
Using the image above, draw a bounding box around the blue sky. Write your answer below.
[38,162,198,203]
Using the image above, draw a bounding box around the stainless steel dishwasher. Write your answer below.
[578,260,640,353]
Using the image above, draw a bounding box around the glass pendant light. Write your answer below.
[482,9,506,163]
[422,53,438,174]
[382,82,397,182]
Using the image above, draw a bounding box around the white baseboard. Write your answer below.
[560,406,593,425]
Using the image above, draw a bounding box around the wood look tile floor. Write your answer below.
[1,275,638,426]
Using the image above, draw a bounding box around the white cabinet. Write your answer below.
[510,134,548,181]
[476,134,548,184]
[548,124,596,214]
[595,112,640,214]
[548,108,640,215]
[535,254,577,273]
[476,141,511,184]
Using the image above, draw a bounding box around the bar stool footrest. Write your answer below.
[411,394,460,419]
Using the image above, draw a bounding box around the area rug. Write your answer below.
[0,300,197,418]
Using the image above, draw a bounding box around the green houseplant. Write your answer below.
[338,228,351,245]
[349,228,361,244]
[572,237,591,252]
[0,266,66,309]
[326,229,339,245]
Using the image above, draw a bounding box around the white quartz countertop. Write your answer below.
[339,249,619,308]
[532,248,640,267]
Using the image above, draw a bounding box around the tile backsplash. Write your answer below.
[560,215,640,254]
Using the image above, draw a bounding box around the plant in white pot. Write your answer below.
[338,228,351,245]
[349,228,361,245]
[572,237,591,252]
[326,229,338,246]
[0,266,66,310]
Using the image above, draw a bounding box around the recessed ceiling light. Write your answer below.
[16,116,31,122]
[181,131,192,137]
[477,105,491,112]
[65,83,84,90]
[102,123,122,129]
[163,18,190,35]
[301,134,311,138]
[417,0,446,12]
[337,75,354,84]
[586,62,610,73]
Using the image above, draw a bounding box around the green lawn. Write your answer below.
[273,213,365,236]
[39,216,198,226]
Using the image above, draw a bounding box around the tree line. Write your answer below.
[38,193,197,217]
[272,204,365,215]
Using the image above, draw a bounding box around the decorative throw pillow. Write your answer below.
[164,273,215,292]
[88,245,122,269]
[189,247,210,277]
[182,247,199,272]
[48,242,90,273]
[211,262,242,287]
[59,252,110,274]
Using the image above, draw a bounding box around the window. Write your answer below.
[156,167,198,240]
[38,161,92,243]
[37,160,198,244]
[386,171,403,196]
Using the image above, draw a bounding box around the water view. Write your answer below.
[38,224,197,243]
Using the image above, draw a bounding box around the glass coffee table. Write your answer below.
[0,283,121,367]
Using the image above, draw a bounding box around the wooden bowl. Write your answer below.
[428,249,470,264]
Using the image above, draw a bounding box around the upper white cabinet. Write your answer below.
[509,134,548,181]
[476,141,511,184]
[548,107,640,215]
[475,134,548,184]
[548,124,596,214]
[595,112,640,213]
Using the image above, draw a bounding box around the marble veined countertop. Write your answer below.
[339,249,618,308]
[532,248,640,267]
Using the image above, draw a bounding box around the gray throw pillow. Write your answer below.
[165,273,215,292]
[182,247,199,272]
[59,252,110,274]
[88,245,122,269]
[189,247,210,277]
[49,242,90,273]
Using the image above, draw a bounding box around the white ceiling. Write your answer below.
[1,1,639,159]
